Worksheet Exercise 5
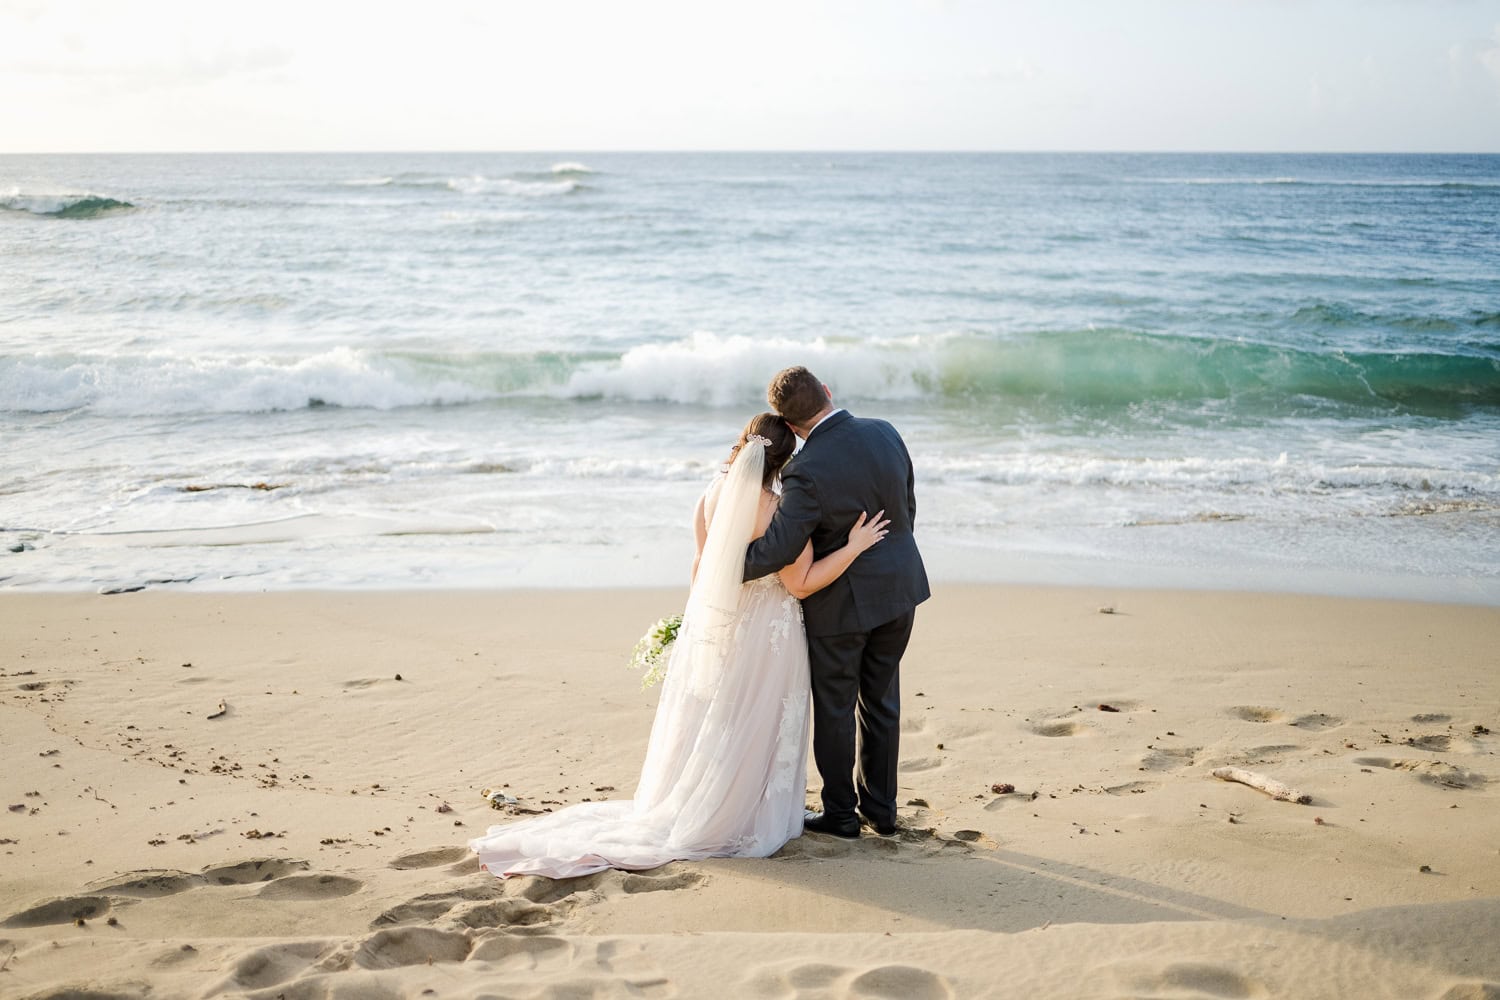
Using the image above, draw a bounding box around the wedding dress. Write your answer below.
[469,439,810,878]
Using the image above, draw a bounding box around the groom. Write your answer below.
[744,366,930,838]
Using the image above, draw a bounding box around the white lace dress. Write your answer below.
[469,480,810,879]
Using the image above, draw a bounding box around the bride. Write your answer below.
[469,412,889,878]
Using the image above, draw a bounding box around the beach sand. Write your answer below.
[2,586,1498,999]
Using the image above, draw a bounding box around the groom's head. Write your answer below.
[767,366,833,436]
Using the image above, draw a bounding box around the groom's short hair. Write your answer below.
[768,366,827,426]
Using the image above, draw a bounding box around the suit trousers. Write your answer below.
[806,609,915,828]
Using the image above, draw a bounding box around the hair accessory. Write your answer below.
[746,433,773,447]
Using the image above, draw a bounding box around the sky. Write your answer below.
[2,0,1498,153]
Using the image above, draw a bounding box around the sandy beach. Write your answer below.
[3,585,1499,999]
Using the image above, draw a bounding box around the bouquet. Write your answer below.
[628,613,682,689]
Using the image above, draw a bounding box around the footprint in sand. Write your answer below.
[257,874,364,900]
[87,870,204,898]
[774,837,854,860]
[1412,713,1453,724]
[1228,706,1286,723]
[620,870,705,895]
[899,756,944,772]
[389,845,471,870]
[514,871,608,905]
[937,723,988,741]
[744,961,952,1000]
[469,934,576,971]
[85,859,310,901]
[851,964,954,1000]
[1126,961,1267,999]
[1291,713,1344,730]
[214,940,334,993]
[1213,744,1302,768]
[446,854,483,876]
[447,898,560,929]
[373,864,673,933]
[744,961,850,997]
[202,858,310,885]
[594,938,675,990]
[1032,719,1090,738]
[1404,734,1453,752]
[372,885,505,927]
[1104,780,1159,796]
[1140,746,1199,771]
[1356,757,1487,790]
[1,895,112,928]
[356,927,473,969]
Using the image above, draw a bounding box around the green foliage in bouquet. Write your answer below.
[628,613,682,689]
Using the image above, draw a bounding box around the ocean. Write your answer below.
[2,152,1497,601]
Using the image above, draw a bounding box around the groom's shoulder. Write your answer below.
[848,414,903,441]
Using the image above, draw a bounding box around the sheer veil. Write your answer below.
[631,435,771,811]
[678,439,765,697]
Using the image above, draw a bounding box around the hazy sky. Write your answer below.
[3,0,1498,152]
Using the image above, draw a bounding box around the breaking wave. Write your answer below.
[2,189,135,219]
[4,331,1498,417]
[337,172,586,196]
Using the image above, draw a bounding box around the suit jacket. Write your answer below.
[744,410,930,637]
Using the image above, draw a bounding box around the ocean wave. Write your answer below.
[0,347,492,416]
[921,451,1498,496]
[554,331,1500,412]
[360,172,585,196]
[447,175,583,197]
[1148,177,1500,190]
[1,188,135,219]
[507,163,598,181]
[5,332,1498,417]
[1286,302,1489,335]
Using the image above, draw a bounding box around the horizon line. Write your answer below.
[4,148,1500,157]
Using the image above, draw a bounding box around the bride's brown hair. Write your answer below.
[726,412,796,491]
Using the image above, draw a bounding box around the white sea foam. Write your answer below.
[549,162,595,175]
[0,348,489,415]
[341,176,394,187]
[446,175,581,197]
[919,451,1498,496]
[557,331,939,406]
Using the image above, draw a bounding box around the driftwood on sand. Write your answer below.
[1212,767,1312,804]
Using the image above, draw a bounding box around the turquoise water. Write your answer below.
[2,153,1497,598]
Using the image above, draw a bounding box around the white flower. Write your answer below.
[628,613,682,689]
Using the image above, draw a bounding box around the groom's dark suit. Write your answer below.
[744,409,930,831]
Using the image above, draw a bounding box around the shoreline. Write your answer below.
[3,584,1498,997]
[7,534,1499,607]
